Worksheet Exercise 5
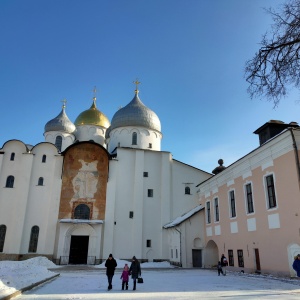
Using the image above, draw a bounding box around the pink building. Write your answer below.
[197,120,300,277]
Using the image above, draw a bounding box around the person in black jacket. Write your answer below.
[105,254,117,290]
[129,256,141,290]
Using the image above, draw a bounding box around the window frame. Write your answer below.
[28,226,39,253]
[38,177,44,186]
[214,197,219,222]
[228,249,234,266]
[206,201,211,224]
[237,249,244,267]
[264,174,277,209]
[148,189,153,197]
[55,136,63,151]
[74,204,90,220]
[185,186,191,195]
[0,225,7,252]
[245,182,254,214]
[146,240,151,247]
[10,153,15,161]
[132,132,137,145]
[5,175,14,188]
[42,155,46,163]
[229,190,236,218]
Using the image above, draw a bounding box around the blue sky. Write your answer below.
[0,0,297,173]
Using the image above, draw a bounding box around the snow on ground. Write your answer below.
[1,257,300,299]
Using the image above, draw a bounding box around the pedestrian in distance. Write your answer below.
[220,254,228,276]
[105,253,117,290]
[129,256,141,290]
[292,254,300,277]
[217,261,223,276]
[120,263,130,290]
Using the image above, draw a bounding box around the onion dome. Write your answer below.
[109,89,161,132]
[44,101,76,134]
[74,97,110,128]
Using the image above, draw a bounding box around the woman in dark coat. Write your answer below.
[105,254,117,290]
[129,256,141,290]
[293,254,300,277]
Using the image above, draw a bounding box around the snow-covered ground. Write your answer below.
[1,257,300,299]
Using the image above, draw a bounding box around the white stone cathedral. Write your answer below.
[0,85,211,265]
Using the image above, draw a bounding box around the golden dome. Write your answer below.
[74,99,110,128]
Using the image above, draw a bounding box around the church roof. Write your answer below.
[74,98,110,128]
[108,90,161,133]
[44,104,76,134]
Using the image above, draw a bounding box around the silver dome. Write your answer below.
[109,92,161,132]
[44,107,76,134]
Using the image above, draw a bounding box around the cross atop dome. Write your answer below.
[133,79,141,94]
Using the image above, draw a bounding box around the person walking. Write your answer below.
[120,263,130,290]
[220,254,228,276]
[105,253,117,290]
[129,256,141,290]
[217,261,223,276]
[292,254,300,277]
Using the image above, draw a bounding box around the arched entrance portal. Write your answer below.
[205,240,219,268]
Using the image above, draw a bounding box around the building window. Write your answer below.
[146,240,151,247]
[38,177,44,186]
[229,190,236,218]
[129,211,134,218]
[266,174,277,209]
[171,249,173,258]
[0,225,7,252]
[245,183,254,214]
[132,132,137,145]
[42,155,46,163]
[10,153,15,161]
[148,189,153,197]
[176,249,178,258]
[55,136,62,151]
[214,197,219,222]
[149,143,152,148]
[185,186,191,195]
[143,172,148,177]
[206,201,211,224]
[228,249,234,266]
[237,249,244,267]
[74,204,90,220]
[28,226,39,253]
[5,176,14,188]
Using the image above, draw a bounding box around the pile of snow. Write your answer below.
[0,257,58,298]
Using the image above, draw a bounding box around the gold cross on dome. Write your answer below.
[93,86,97,101]
[133,79,141,93]
[61,99,67,108]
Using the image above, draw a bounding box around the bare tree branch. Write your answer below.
[245,0,300,106]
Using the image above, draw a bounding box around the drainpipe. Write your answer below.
[290,128,300,188]
[174,228,182,267]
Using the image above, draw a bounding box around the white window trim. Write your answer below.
[263,172,278,211]
[228,189,237,219]
[244,181,255,215]
[205,200,211,224]
[214,197,220,223]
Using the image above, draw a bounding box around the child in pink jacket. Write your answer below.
[120,264,130,290]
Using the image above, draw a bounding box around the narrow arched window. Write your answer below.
[74,204,90,220]
[132,132,137,145]
[38,177,44,186]
[185,186,191,195]
[10,153,15,161]
[6,176,14,188]
[28,226,39,253]
[42,155,46,163]
[0,225,7,252]
[55,136,62,151]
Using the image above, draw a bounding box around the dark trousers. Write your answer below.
[133,279,136,290]
[122,281,128,290]
[107,275,114,289]
[218,268,223,275]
